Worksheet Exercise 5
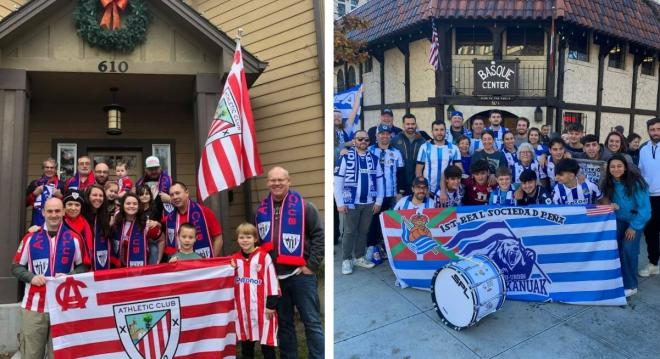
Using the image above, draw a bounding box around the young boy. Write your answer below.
[168,223,201,262]
[457,135,472,178]
[463,159,493,205]
[552,158,603,205]
[517,169,553,206]
[436,165,464,207]
[116,162,134,198]
[489,166,517,205]
[231,223,279,359]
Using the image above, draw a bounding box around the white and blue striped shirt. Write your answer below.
[393,195,435,210]
[552,180,603,205]
[486,126,509,148]
[544,156,559,188]
[489,186,517,205]
[435,187,464,208]
[416,141,461,195]
[334,148,384,208]
[368,145,404,197]
[512,160,547,184]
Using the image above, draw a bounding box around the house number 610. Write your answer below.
[98,60,128,73]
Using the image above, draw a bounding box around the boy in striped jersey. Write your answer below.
[489,166,517,205]
[544,137,572,190]
[367,124,404,255]
[485,110,509,149]
[394,176,434,210]
[436,165,464,207]
[231,223,279,359]
[415,120,462,205]
[552,158,603,205]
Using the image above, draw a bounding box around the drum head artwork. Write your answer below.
[431,267,476,330]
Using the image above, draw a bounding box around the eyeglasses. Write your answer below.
[355,137,369,142]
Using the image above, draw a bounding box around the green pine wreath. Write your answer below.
[73,0,151,53]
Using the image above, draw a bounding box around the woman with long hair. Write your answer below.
[602,153,651,297]
[136,184,164,264]
[604,131,635,166]
[501,131,518,170]
[83,184,113,270]
[471,130,507,176]
[111,193,161,267]
[626,132,642,165]
[527,127,548,157]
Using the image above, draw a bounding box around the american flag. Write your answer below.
[428,19,440,70]
[47,258,237,358]
[197,40,263,201]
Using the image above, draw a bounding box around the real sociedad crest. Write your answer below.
[114,297,181,359]
[401,213,441,255]
[208,90,242,145]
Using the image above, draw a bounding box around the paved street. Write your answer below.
[334,241,660,359]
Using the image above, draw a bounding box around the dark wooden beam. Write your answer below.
[555,36,568,133]
[435,24,450,121]
[398,42,411,113]
[562,102,657,116]
[595,42,616,138]
[491,26,505,61]
[630,54,643,135]
[545,23,556,126]
[657,61,660,117]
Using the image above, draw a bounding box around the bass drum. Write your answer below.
[430,255,506,331]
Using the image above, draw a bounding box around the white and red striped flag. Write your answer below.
[429,18,441,70]
[46,258,237,359]
[197,40,263,201]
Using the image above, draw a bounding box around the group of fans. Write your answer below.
[334,108,659,302]
[15,156,325,359]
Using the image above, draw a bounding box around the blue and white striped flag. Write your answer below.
[381,205,626,306]
[333,84,363,136]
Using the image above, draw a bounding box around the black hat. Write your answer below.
[63,190,84,205]
[412,176,429,187]
[381,108,394,116]
[519,169,537,182]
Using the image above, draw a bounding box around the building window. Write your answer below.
[567,34,589,62]
[347,66,357,88]
[364,56,373,73]
[152,144,171,175]
[641,56,656,76]
[506,28,544,56]
[57,143,77,181]
[336,0,359,17]
[455,28,493,55]
[608,45,625,70]
[563,112,586,128]
[336,69,345,92]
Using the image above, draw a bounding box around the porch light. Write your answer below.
[103,87,125,135]
[446,104,455,120]
[534,106,543,123]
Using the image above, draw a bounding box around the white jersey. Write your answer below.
[334,148,384,207]
[435,187,464,208]
[393,195,434,210]
[368,145,404,197]
[486,126,509,149]
[416,141,461,194]
[233,248,280,346]
[544,156,559,188]
[513,160,547,184]
[552,180,603,205]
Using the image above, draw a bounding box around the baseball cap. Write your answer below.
[412,176,429,187]
[63,190,84,206]
[145,156,160,168]
[377,124,392,133]
[381,109,394,116]
[519,169,537,182]
[450,111,464,119]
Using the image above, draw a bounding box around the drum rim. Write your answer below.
[473,255,508,310]
[430,266,478,331]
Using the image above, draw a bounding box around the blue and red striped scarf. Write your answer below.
[92,217,112,270]
[32,175,60,226]
[136,171,171,194]
[67,172,94,191]
[256,190,306,266]
[112,221,147,267]
[28,224,78,276]
[165,200,214,258]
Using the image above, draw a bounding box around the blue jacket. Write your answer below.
[612,181,651,231]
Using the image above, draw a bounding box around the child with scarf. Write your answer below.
[111,193,161,267]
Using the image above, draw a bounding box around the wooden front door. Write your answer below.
[88,151,143,185]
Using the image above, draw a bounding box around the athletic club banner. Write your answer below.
[46,258,237,358]
[380,205,626,306]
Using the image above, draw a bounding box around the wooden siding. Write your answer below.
[192,0,324,229]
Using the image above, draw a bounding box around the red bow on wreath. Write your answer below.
[100,0,128,30]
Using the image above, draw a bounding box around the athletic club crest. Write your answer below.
[258,222,271,240]
[96,250,108,268]
[114,297,181,359]
[208,90,242,144]
[282,233,301,253]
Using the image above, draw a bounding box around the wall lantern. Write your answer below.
[534,106,543,123]
[103,87,125,135]
[446,104,455,120]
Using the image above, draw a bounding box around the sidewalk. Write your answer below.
[334,241,660,358]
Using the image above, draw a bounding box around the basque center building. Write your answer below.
[0,0,324,304]
[335,0,659,139]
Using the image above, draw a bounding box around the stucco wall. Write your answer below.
[409,39,435,102]
[602,52,633,108]
[363,58,381,106]
[384,47,405,104]
[564,42,599,105]
[636,68,659,111]
[634,114,656,138]
[409,107,436,134]
[363,110,381,131]
[600,113,630,140]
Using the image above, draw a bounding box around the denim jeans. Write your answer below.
[278,273,324,359]
[342,203,373,260]
[367,197,395,247]
[617,220,641,290]
[148,239,160,264]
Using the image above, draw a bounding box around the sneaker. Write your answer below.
[624,288,638,297]
[354,257,376,269]
[639,263,659,277]
[341,259,353,275]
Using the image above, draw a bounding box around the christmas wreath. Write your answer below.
[73,0,151,53]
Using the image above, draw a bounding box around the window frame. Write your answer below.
[505,27,545,56]
[455,27,493,56]
[641,56,656,77]
[607,44,626,70]
[567,33,590,62]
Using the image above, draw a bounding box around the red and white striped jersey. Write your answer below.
[14,231,84,313]
[232,248,280,346]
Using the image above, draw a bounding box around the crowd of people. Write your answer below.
[334,109,659,302]
[16,157,325,359]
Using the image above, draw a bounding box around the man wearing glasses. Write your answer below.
[393,176,434,210]
[335,129,384,275]
[65,155,95,192]
[25,158,64,226]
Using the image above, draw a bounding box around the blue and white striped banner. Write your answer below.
[334,84,362,135]
[381,205,626,306]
